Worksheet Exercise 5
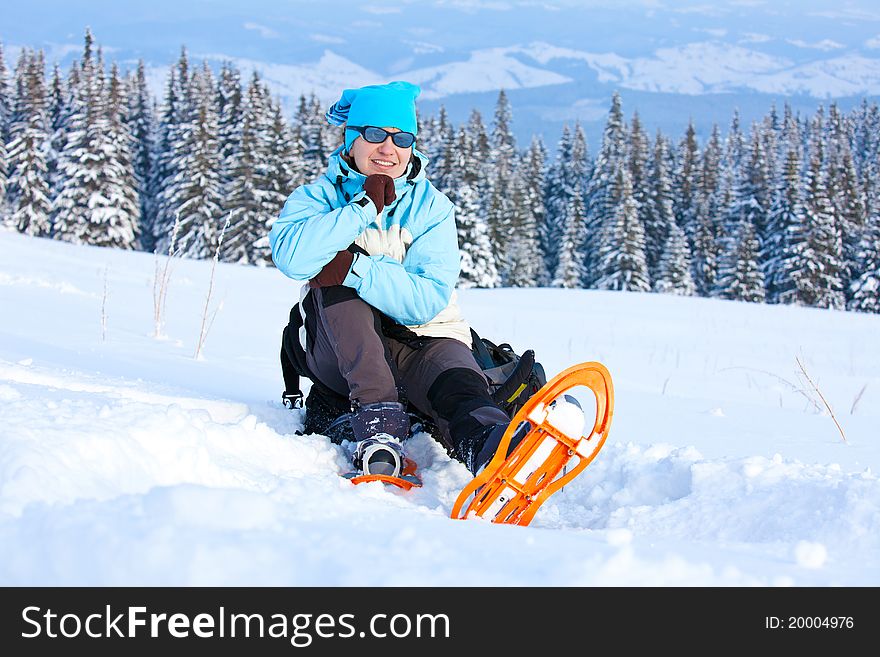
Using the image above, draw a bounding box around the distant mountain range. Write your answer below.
[4,0,880,148]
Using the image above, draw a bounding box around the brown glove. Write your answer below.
[309,249,354,288]
[363,174,396,213]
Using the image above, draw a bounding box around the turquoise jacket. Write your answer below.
[270,147,469,338]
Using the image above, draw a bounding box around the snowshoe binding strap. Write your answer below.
[282,391,304,409]
[355,435,405,478]
[344,435,422,490]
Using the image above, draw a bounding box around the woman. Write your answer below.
[270,81,512,476]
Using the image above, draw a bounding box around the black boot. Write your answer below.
[303,383,352,443]
[461,420,532,475]
[467,394,584,474]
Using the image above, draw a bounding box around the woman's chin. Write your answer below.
[366,165,403,178]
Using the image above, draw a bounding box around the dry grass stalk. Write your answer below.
[719,365,821,412]
[850,384,868,415]
[795,356,847,444]
[194,215,231,360]
[101,266,109,342]
[153,214,182,338]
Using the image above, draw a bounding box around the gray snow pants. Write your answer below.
[303,285,510,459]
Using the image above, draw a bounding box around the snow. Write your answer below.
[1,229,878,586]
[517,40,880,97]
[543,397,585,439]
[139,51,386,113]
[125,40,880,123]
[403,47,572,100]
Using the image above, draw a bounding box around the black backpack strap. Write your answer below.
[281,322,305,409]
[280,298,314,409]
[470,328,496,370]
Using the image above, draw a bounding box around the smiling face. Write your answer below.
[347,126,412,179]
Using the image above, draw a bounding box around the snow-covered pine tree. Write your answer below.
[6,49,34,137]
[552,184,586,289]
[5,48,52,236]
[713,132,738,285]
[594,165,650,292]
[552,124,591,288]
[466,109,490,162]
[164,62,223,258]
[0,41,10,141]
[254,91,299,264]
[266,92,302,194]
[765,105,801,301]
[714,218,765,303]
[851,100,879,235]
[540,124,572,286]
[627,110,650,242]
[643,131,677,280]
[765,136,803,305]
[673,120,700,249]
[151,47,192,254]
[760,103,781,235]
[725,109,745,174]
[505,136,545,287]
[444,126,498,288]
[95,62,140,248]
[691,123,723,295]
[585,92,628,287]
[295,93,327,183]
[848,100,880,313]
[825,103,866,304]
[47,55,79,233]
[465,108,491,207]
[53,42,139,249]
[128,60,155,250]
[220,71,262,265]
[743,123,772,260]
[215,62,295,265]
[552,201,586,288]
[654,220,696,295]
[713,120,768,301]
[789,109,845,310]
[216,61,243,194]
[848,215,880,313]
[417,113,436,152]
[44,62,68,213]
[428,107,456,195]
[453,108,495,284]
[0,149,5,226]
[486,90,517,282]
[421,105,454,189]
[0,42,9,219]
[417,113,437,181]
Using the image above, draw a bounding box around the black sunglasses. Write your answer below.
[347,125,415,148]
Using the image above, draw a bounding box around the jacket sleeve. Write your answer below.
[341,195,460,326]
[269,182,377,280]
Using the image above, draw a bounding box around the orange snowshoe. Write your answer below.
[451,362,614,526]
[343,456,422,490]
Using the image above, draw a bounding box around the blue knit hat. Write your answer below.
[325,81,420,153]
